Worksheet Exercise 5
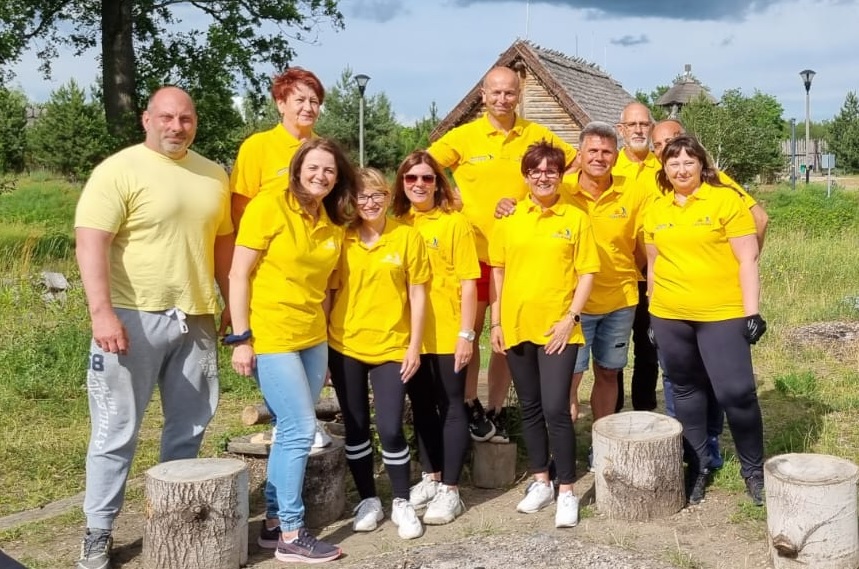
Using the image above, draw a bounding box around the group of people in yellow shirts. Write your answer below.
[223,65,768,564]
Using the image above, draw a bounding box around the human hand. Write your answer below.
[454,337,473,372]
[92,310,129,355]
[231,344,256,377]
[544,317,575,355]
[400,346,421,382]
[494,198,517,219]
[743,314,767,344]
[490,325,506,355]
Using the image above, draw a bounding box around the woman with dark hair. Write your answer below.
[328,167,429,540]
[227,138,356,564]
[644,134,767,507]
[391,151,480,526]
[231,66,326,225]
[489,140,599,528]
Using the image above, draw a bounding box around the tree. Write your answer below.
[315,68,402,171]
[634,86,669,121]
[28,80,113,180]
[0,86,28,173]
[398,102,441,156]
[827,91,859,173]
[0,1,343,140]
[681,89,785,185]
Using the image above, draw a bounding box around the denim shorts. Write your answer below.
[574,306,636,373]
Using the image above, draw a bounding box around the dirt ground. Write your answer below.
[1,449,773,569]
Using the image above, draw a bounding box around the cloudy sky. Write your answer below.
[9,0,854,126]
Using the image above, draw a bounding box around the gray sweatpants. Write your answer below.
[83,308,219,530]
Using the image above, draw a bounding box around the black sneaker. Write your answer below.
[275,527,342,563]
[487,407,509,443]
[77,529,112,569]
[466,399,496,442]
[745,472,765,506]
[686,469,711,505]
[258,520,281,549]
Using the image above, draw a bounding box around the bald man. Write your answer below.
[428,66,577,446]
[74,86,233,569]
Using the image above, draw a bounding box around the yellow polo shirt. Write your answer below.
[429,113,577,261]
[231,124,315,199]
[717,171,757,209]
[488,197,600,348]
[613,149,660,196]
[400,208,481,354]
[237,190,343,353]
[562,174,654,314]
[328,219,430,364]
[643,183,756,322]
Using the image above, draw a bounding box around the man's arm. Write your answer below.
[749,204,769,251]
[76,227,128,354]
[214,232,235,334]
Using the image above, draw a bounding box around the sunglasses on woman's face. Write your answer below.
[403,173,436,185]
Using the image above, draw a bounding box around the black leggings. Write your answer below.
[407,354,470,486]
[617,280,660,412]
[650,316,764,478]
[328,349,411,500]
[506,341,578,484]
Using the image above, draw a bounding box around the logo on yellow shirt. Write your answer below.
[466,154,493,164]
[654,223,674,231]
[609,206,629,219]
[322,238,337,250]
[381,252,403,266]
[551,228,572,240]
[693,216,713,227]
[276,167,290,177]
[426,237,440,250]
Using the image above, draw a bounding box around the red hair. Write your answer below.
[271,67,325,104]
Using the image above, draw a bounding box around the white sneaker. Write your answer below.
[555,490,579,528]
[391,498,423,539]
[516,480,554,514]
[352,497,384,532]
[423,485,464,525]
[312,421,332,449]
[409,472,439,508]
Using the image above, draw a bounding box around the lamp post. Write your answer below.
[355,73,370,168]
[790,118,797,191]
[800,69,815,183]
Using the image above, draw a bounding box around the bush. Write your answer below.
[27,81,114,181]
[0,87,28,174]
[761,185,859,236]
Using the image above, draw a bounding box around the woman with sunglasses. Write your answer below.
[327,167,430,540]
[391,151,480,526]
[489,140,598,528]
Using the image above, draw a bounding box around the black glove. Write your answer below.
[743,314,767,345]
[647,326,657,348]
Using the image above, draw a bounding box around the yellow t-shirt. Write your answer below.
[489,197,600,348]
[429,113,577,262]
[231,124,314,199]
[613,149,660,196]
[237,190,343,353]
[562,174,654,314]
[328,219,430,364]
[400,208,481,354]
[643,183,756,321]
[75,144,232,315]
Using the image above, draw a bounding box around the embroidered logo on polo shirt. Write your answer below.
[466,154,493,164]
[609,206,629,219]
[654,223,674,231]
[276,167,290,177]
[551,228,572,240]
[426,237,440,250]
[693,216,713,227]
[381,252,403,266]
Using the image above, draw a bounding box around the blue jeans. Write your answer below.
[256,342,328,531]
[574,306,636,373]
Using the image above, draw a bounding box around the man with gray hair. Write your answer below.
[563,122,653,468]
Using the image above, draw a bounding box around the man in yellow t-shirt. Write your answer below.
[563,122,652,439]
[428,65,577,443]
[74,87,233,569]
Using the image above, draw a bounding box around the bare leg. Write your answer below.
[590,363,620,421]
[486,352,512,412]
[570,372,584,421]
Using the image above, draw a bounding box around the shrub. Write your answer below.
[761,185,859,236]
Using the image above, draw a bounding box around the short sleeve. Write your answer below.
[488,218,507,268]
[428,131,462,170]
[405,228,431,285]
[75,159,129,233]
[573,215,601,275]
[236,192,282,250]
[450,215,481,280]
[230,136,262,200]
[215,171,234,236]
[718,170,756,208]
[722,195,756,239]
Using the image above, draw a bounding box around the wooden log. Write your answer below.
[765,453,859,569]
[143,458,248,569]
[303,436,347,528]
[592,411,684,521]
[241,397,341,425]
[471,441,517,489]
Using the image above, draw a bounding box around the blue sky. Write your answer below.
[8,0,854,126]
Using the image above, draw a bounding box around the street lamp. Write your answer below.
[800,69,815,183]
[355,73,371,168]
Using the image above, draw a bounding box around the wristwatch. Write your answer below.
[458,330,477,342]
[568,311,581,324]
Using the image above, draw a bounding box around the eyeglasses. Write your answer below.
[403,173,436,185]
[526,169,560,180]
[356,192,389,204]
[621,121,652,130]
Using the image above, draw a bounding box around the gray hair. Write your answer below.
[579,121,618,146]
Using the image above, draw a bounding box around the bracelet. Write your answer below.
[222,329,253,345]
[490,322,501,329]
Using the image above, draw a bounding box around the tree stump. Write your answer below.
[765,453,859,569]
[303,436,347,528]
[143,458,248,569]
[471,442,517,489]
[592,411,684,521]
